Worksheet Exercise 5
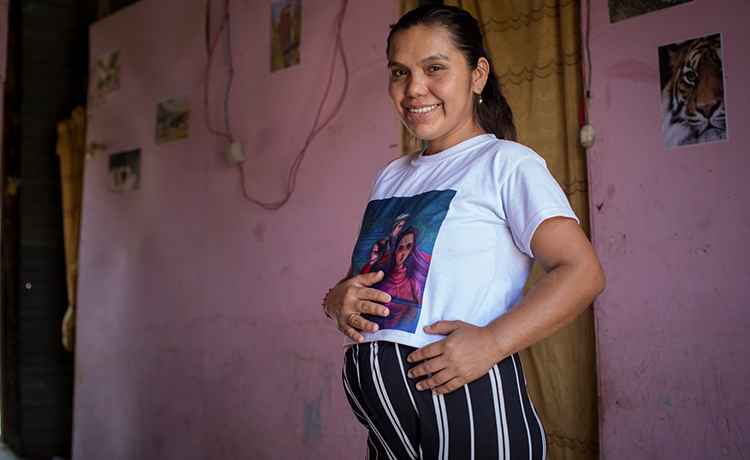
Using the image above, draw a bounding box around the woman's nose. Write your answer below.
[405,74,428,98]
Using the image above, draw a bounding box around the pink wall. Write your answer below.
[586,1,750,458]
[75,0,399,458]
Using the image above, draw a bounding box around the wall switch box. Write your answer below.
[225,142,244,164]
[580,124,595,149]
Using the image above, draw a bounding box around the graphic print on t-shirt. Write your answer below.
[352,190,455,333]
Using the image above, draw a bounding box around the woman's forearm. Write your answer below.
[484,254,605,363]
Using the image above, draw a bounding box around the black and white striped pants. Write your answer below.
[343,341,546,460]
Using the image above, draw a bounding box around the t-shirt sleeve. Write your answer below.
[500,156,579,258]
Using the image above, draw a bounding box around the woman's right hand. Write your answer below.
[324,270,391,343]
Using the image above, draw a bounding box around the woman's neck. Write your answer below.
[423,124,486,156]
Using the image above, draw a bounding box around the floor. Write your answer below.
[0,442,71,460]
[0,444,22,460]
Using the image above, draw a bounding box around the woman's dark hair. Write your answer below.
[373,238,388,259]
[375,226,429,293]
[386,5,516,141]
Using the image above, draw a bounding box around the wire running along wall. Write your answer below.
[204,0,351,211]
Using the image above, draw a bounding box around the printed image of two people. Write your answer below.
[352,190,454,333]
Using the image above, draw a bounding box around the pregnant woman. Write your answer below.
[324,5,605,459]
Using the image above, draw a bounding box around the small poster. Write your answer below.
[659,33,727,149]
[97,49,121,96]
[608,0,693,23]
[271,0,302,72]
[108,148,140,193]
[155,93,191,144]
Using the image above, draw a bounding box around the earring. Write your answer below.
[478,95,483,104]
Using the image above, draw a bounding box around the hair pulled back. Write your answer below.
[386,5,516,142]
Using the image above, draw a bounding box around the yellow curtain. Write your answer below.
[56,105,87,353]
[441,0,598,457]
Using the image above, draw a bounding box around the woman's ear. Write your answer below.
[473,56,490,95]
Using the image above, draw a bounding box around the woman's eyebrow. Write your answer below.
[387,53,451,68]
[419,53,450,63]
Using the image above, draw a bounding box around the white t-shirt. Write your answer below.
[346,134,578,349]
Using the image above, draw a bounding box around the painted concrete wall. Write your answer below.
[586,1,750,458]
[75,0,399,458]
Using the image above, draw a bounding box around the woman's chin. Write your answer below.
[403,122,436,141]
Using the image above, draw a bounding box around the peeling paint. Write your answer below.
[302,396,322,445]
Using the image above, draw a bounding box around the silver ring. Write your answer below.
[347,313,359,325]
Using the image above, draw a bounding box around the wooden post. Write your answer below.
[98,0,110,19]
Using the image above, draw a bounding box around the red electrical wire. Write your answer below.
[204,0,234,143]
[238,0,350,211]
[204,0,350,211]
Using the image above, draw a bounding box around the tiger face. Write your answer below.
[661,34,726,148]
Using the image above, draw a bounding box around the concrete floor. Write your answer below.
[0,444,22,460]
[0,444,71,460]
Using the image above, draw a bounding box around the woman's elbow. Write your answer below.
[589,260,606,300]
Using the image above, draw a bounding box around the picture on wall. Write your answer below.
[608,0,693,23]
[659,33,726,149]
[97,49,121,96]
[108,148,141,193]
[155,93,191,144]
[271,0,302,72]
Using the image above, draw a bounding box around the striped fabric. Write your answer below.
[343,342,547,459]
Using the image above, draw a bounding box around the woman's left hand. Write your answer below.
[406,321,503,395]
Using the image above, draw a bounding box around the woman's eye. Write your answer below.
[428,66,442,72]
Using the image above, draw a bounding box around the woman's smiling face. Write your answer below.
[387,25,488,155]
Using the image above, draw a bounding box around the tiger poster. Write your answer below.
[659,33,727,149]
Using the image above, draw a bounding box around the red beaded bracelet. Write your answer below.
[322,288,333,319]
